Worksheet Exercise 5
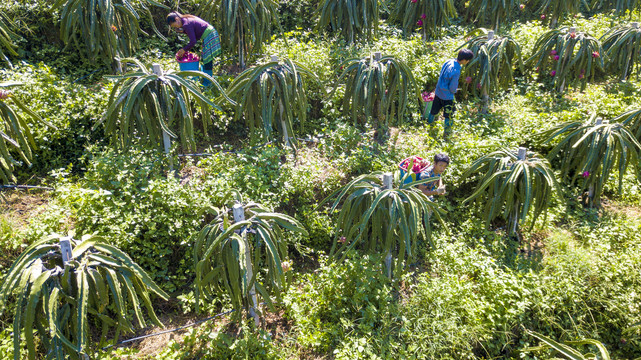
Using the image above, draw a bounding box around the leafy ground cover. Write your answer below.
[1,1,641,359]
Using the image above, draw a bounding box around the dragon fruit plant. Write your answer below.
[531,0,589,28]
[0,233,168,359]
[98,58,233,151]
[316,0,380,44]
[541,114,641,207]
[53,0,167,63]
[459,29,524,110]
[614,107,641,141]
[225,57,319,145]
[601,23,641,81]
[0,82,50,184]
[334,53,417,136]
[460,148,559,235]
[527,27,604,92]
[322,171,445,278]
[465,0,521,30]
[389,0,457,39]
[590,0,641,14]
[0,11,17,65]
[198,0,279,68]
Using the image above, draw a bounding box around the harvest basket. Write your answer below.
[399,156,429,185]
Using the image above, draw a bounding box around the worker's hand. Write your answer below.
[176,49,185,58]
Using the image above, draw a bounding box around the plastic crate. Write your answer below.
[179,61,200,71]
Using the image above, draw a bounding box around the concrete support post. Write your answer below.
[233,204,260,327]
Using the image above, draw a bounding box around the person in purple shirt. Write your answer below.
[427,49,474,139]
[167,12,221,81]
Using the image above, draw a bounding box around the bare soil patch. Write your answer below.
[601,198,641,219]
[0,190,51,229]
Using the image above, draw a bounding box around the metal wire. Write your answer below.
[101,308,236,351]
[101,301,269,351]
[0,185,54,191]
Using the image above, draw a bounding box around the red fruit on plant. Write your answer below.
[420,13,426,19]
[465,76,472,84]
[476,83,482,89]
[519,4,525,9]
[550,50,557,56]
[592,51,600,58]
[416,19,423,26]
[550,70,556,76]
[580,68,585,74]
[176,51,200,63]
[410,0,417,3]
[554,55,560,61]
[540,14,546,19]
[579,74,584,79]
[569,32,576,38]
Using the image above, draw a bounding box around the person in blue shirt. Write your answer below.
[427,49,474,139]
[418,153,450,199]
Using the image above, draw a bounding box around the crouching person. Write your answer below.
[418,153,450,199]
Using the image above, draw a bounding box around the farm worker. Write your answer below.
[167,12,221,81]
[418,153,450,198]
[427,49,474,139]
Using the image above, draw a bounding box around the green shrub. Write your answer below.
[0,63,110,179]
[400,241,534,358]
[283,255,395,353]
[56,148,232,292]
[157,321,282,360]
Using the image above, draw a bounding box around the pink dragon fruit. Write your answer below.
[176,52,200,63]
[421,91,434,102]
